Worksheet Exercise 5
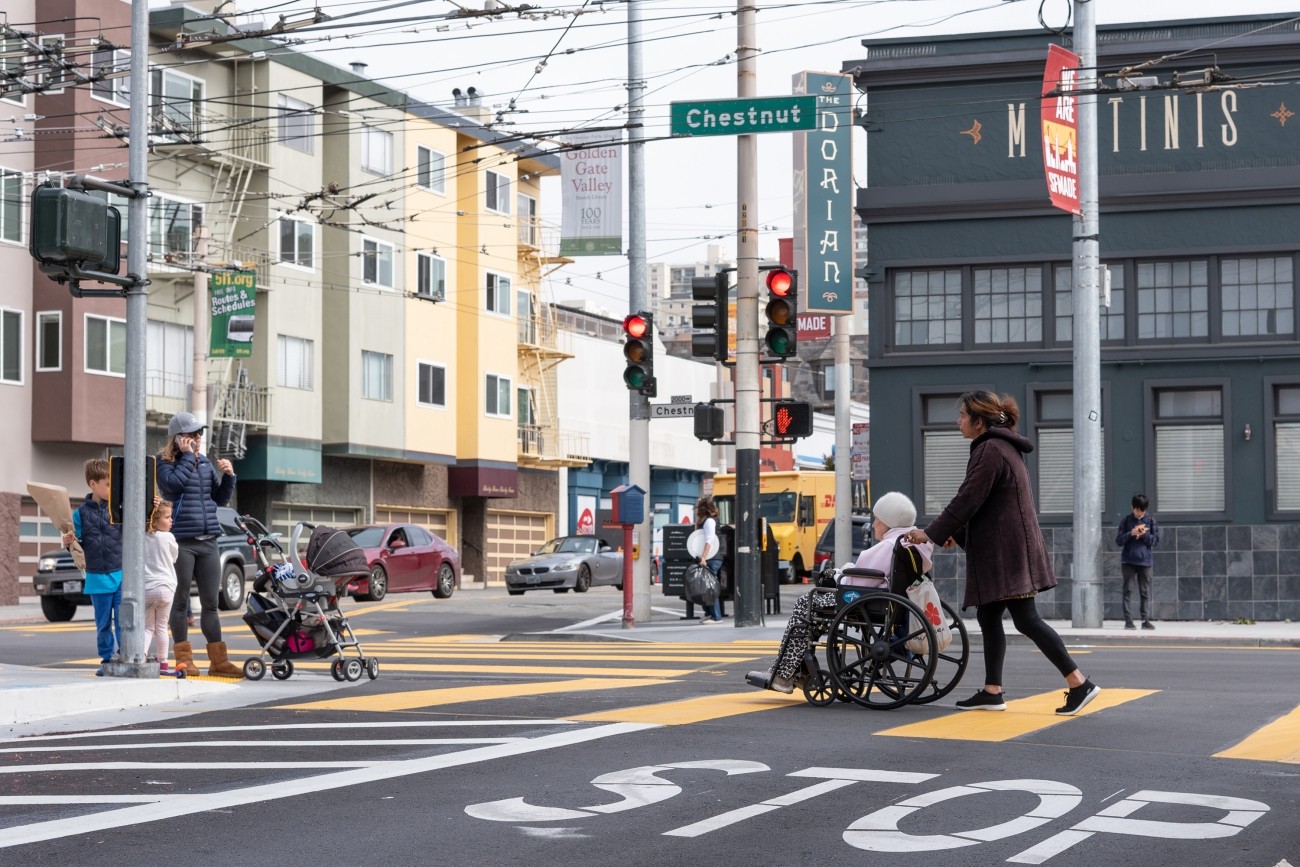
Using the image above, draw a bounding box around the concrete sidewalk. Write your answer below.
[1,596,1295,739]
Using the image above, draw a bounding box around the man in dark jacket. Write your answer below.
[1116,493,1159,630]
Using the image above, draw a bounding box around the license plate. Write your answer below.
[526,575,540,585]
[63,581,82,593]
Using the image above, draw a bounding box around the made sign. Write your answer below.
[670,96,816,138]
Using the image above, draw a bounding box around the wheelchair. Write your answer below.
[754,538,970,710]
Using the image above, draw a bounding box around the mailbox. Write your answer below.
[609,483,645,525]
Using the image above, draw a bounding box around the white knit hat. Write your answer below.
[872,491,917,530]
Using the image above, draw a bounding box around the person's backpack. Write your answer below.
[684,563,720,606]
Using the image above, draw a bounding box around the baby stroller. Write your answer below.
[237,515,379,683]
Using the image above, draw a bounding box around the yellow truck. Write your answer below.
[710,470,837,584]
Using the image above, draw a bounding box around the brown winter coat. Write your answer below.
[923,427,1057,609]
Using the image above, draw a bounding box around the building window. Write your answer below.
[1054,264,1125,343]
[1221,256,1294,339]
[362,238,394,287]
[1034,390,1105,515]
[361,350,393,401]
[0,38,25,106]
[517,193,537,245]
[417,252,446,300]
[0,168,22,244]
[894,269,960,347]
[920,392,966,515]
[1274,384,1300,511]
[1153,387,1224,513]
[149,197,202,260]
[417,361,446,407]
[486,373,511,417]
[34,36,67,94]
[145,320,192,398]
[820,365,835,401]
[277,335,314,390]
[86,314,126,376]
[486,272,511,315]
[1136,260,1208,341]
[277,94,315,153]
[36,311,61,371]
[973,266,1042,345]
[485,169,511,215]
[278,217,314,268]
[417,146,446,193]
[150,68,204,137]
[517,386,535,425]
[361,125,392,175]
[91,48,130,106]
[1,308,20,383]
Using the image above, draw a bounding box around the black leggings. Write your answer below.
[170,537,222,644]
[976,596,1078,686]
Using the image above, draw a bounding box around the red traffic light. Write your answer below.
[765,268,793,297]
[623,314,649,338]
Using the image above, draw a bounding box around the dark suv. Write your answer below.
[813,513,874,573]
[32,506,257,622]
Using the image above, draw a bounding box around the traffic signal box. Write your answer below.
[772,400,814,439]
[621,312,657,397]
[763,267,798,359]
[30,185,121,280]
[690,269,730,361]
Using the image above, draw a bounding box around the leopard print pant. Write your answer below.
[771,589,838,680]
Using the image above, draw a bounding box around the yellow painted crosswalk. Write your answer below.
[1214,705,1300,764]
[876,688,1158,742]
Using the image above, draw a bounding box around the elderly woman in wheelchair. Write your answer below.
[745,492,967,709]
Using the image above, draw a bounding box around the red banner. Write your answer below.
[1041,44,1081,215]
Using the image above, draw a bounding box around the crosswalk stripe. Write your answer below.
[277,677,673,712]
[875,688,1158,742]
[570,690,804,725]
[1213,705,1300,763]
[287,661,699,677]
[345,650,763,663]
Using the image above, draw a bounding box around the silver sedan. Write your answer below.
[504,536,624,595]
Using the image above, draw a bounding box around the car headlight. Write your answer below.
[38,557,56,572]
[552,562,577,572]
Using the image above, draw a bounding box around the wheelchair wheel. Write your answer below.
[911,600,970,705]
[801,668,837,707]
[826,592,937,710]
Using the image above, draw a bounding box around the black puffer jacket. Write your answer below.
[922,426,1056,609]
[156,453,236,540]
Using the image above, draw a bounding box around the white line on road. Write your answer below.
[0,738,526,753]
[10,719,580,742]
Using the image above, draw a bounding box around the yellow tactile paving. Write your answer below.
[875,688,1158,742]
[277,676,673,712]
[570,690,804,725]
[1214,705,1300,764]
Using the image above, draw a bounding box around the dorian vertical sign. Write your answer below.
[793,71,854,315]
[560,130,623,256]
[1041,44,1081,215]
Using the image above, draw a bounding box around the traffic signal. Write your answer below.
[763,267,798,359]
[621,312,656,397]
[29,185,121,280]
[690,269,729,361]
[694,403,725,441]
[772,400,813,439]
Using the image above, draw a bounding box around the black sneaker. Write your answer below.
[1124,621,1136,630]
[955,689,1006,711]
[1056,680,1101,716]
[1141,621,1156,630]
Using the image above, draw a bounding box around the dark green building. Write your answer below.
[847,15,1300,622]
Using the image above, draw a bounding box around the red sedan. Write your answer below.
[341,524,460,601]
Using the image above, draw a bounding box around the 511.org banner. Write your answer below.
[210,270,257,358]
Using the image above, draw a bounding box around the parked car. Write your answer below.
[340,523,460,601]
[504,535,623,595]
[32,506,256,623]
[812,512,875,573]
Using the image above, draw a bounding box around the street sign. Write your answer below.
[670,96,817,137]
[651,403,696,419]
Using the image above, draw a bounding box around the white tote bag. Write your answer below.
[905,577,953,655]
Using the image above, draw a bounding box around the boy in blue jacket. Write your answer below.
[62,459,122,674]
[1116,493,1159,630]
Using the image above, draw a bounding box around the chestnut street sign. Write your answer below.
[670,96,817,137]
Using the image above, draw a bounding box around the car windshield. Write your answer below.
[344,527,386,547]
[540,537,594,555]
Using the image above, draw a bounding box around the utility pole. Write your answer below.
[103,0,153,677]
[732,0,762,627]
[833,315,852,566]
[626,0,651,625]
[191,226,210,425]
[1071,0,1103,627]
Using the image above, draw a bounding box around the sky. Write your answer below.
[192,0,1300,313]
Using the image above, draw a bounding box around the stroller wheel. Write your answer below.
[243,658,266,681]
[366,657,380,680]
[330,659,346,682]
[271,660,294,680]
[343,658,364,682]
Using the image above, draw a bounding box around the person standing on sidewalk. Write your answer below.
[143,500,179,673]
[62,459,122,676]
[905,391,1101,716]
[157,411,242,678]
[694,496,724,624]
[1117,493,1159,630]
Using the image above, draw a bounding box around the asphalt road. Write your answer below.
[1,587,1297,865]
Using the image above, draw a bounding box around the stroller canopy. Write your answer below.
[305,526,370,576]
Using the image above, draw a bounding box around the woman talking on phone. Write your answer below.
[156,411,241,678]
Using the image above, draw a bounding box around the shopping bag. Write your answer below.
[684,563,720,607]
[905,576,952,655]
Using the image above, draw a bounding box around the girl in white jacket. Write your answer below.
[143,500,179,673]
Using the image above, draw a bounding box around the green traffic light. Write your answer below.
[765,329,791,356]
[624,366,647,388]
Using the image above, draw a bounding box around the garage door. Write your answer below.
[270,503,365,549]
[374,507,457,548]
[485,509,551,585]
